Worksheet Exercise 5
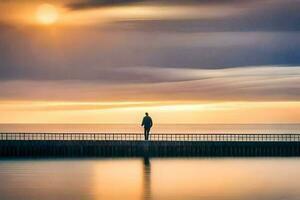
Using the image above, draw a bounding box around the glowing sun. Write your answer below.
[36,4,58,25]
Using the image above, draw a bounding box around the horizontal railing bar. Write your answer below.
[0,132,299,142]
[0,132,299,135]
[0,133,298,135]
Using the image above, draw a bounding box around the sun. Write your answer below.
[36,4,58,25]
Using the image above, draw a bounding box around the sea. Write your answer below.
[1,158,300,200]
[0,123,299,134]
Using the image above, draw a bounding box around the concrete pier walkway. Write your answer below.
[0,133,300,157]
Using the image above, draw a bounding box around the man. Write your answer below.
[141,112,153,140]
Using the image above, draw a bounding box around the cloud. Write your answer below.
[66,0,262,10]
[66,0,143,10]
[1,27,300,82]
[63,0,300,32]
[113,0,300,32]
[0,66,299,102]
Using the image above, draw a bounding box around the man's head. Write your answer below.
[145,112,149,116]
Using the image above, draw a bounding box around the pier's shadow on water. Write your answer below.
[143,157,152,200]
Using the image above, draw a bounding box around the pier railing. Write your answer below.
[0,133,300,142]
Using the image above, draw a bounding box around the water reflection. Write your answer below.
[91,159,142,200]
[143,157,152,200]
[1,158,300,200]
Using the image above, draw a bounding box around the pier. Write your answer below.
[1,133,300,157]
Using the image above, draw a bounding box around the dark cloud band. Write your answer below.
[66,0,261,10]
[66,0,143,10]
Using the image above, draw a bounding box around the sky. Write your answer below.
[0,0,299,123]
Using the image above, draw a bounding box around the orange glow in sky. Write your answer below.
[0,101,299,124]
[36,4,59,25]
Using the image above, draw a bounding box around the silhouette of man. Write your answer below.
[141,112,153,140]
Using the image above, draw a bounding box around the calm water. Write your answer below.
[1,158,300,200]
[0,124,300,134]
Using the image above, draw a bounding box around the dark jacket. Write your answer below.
[141,116,153,129]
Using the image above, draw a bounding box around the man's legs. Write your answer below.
[144,128,150,140]
[144,128,147,140]
[146,128,150,140]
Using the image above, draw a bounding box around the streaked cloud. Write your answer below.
[65,0,255,11]
[0,66,299,101]
[1,30,300,82]
[66,0,142,10]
